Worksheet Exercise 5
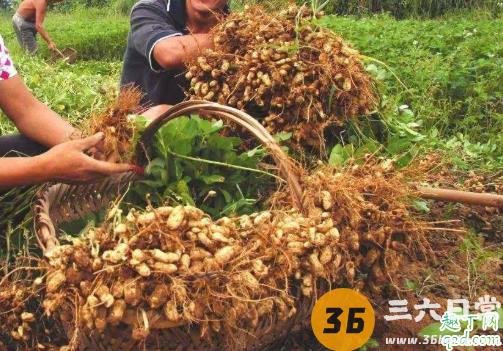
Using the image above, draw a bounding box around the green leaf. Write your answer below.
[147,158,168,183]
[200,204,218,218]
[173,160,184,181]
[413,199,431,213]
[198,175,225,185]
[220,197,256,216]
[273,132,293,142]
[354,140,380,159]
[146,158,165,172]
[220,189,232,203]
[226,174,247,185]
[196,117,224,134]
[404,279,418,290]
[396,151,414,168]
[418,323,442,336]
[174,180,194,206]
[222,151,238,164]
[246,146,266,158]
[140,179,164,188]
[329,144,345,166]
[180,117,201,139]
[207,134,235,151]
[171,138,193,155]
[129,113,266,217]
[387,136,412,154]
[134,114,150,132]
[365,64,386,81]
[365,338,380,349]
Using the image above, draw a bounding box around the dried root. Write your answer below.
[86,86,143,162]
[186,5,377,150]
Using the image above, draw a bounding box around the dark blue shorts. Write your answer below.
[0,134,47,157]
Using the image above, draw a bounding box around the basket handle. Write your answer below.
[135,100,304,211]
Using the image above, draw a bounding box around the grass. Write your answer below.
[0,9,124,133]
[320,14,503,138]
[244,0,502,18]
[319,0,502,18]
[319,13,503,169]
[1,8,128,59]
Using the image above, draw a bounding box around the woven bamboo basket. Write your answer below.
[33,101,314,351]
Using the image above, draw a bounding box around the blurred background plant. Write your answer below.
[2,0,502,16]
[0,0,12,11]
[234,0,502,18]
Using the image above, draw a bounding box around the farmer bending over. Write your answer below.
[12,0,61,53]
[120,0,229,108]
[0,35,134,188]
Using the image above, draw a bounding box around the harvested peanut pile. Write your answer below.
[186,5,377,149]
[272,160,434,293]
[0,162,436,350]
[0,282,38,345]
[0,260,67,349]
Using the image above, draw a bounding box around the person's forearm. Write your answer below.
[35,25,53,45]
[15,99,76,147]
[153,34,213,70]
[0,76,77,147]
[0,155,49,188]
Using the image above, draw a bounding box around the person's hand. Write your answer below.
[62,128,107,160]
[141,104,171,121]
[39,132,136,184]
[48,41,57,51]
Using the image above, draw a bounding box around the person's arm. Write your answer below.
[0,156,47,187]
[141,104,170,121]
[0,133,136,188]
[129,3,212,72]
[34,0,56,50]
[152,34,212,70]
[0,75,75,147]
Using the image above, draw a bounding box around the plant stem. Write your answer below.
[359,54,410,92]
[167,150,285,182]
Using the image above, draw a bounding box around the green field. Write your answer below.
[1,9,501,171]
[0,10,125,132]
[320,0,501,18]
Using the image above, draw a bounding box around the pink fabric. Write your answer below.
[0,35,17,81]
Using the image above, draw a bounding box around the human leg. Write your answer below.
[0,134,47,157]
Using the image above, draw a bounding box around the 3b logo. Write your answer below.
[324,307,366,334]
[311,289,375,351]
